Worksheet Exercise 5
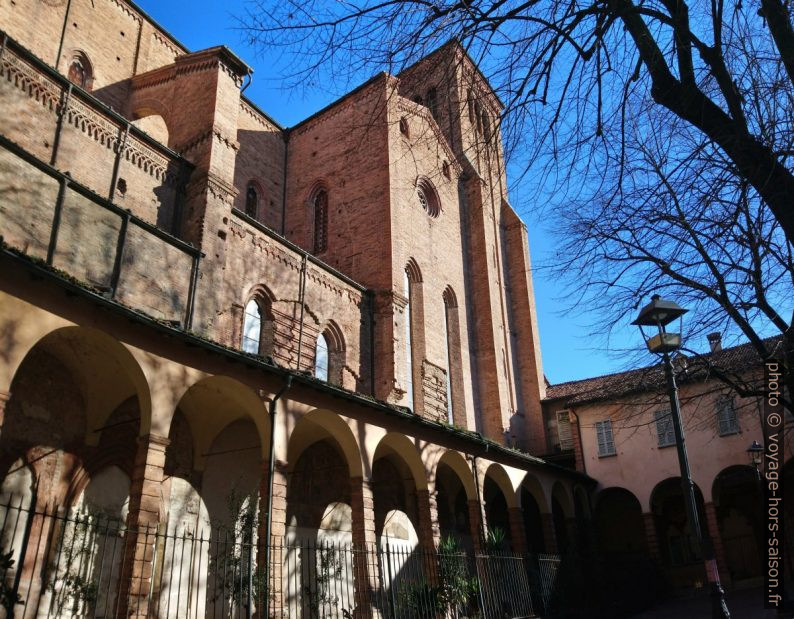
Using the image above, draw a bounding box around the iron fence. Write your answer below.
[0,498,592,618]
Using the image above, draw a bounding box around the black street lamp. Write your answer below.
[633,295,731,619]
[747,440,763,479]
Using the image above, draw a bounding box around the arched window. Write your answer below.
[482,110,492,143]
[241,294,275,356]
[443,286,461,426]
[474,102,483,134]
[404,270,414,408]
[426,87,438,121]
[312,189,328,254]
[416,178,440,218]
[315,333,329,381]
[245,183,258,218]
[242,300,261,354]
[67,52,92,90]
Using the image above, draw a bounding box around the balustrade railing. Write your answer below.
[0,133,201,328]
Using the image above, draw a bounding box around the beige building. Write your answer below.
[543,336,794,595]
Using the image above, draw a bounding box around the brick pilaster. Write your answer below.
[467,499,484,553]
[508,507,528,554]
[118,433,169,618]
[704,502,731,587]
[258,459,289,617]
[351,477,377,618]
[541,513,558,555]
[416,488,440,549]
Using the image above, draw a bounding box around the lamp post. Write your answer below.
[632,295,730,618]
[747,440,763,479]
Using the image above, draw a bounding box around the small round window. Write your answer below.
[416,179,440,218]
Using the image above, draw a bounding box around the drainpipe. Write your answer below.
[264,375,293,610]
[295,253,307,370]
[55,0,73,71]
[241,72,253,94]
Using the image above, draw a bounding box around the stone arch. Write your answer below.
[434,451,474,545]
[650,477,708,577]
[434,450,476,500]
[711,465,762,584]
[131,110,170,146]
[286,409,363,479]
[174,375,268,470]
[6,326,150,440]
[372,433,428,541]
[483,463,517,508]
[551,482,573,517]
[131,99,172,146]
[2,327,149,509]
[594,487,646,558]
[482,463,515,548]
[519,473,547,512]
[373,433,428,491]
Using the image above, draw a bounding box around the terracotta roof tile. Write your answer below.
[544,335,782,405]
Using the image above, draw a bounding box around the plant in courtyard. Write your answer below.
[483,527,507,554]
[397,579,444,618]
[437,536,479,616]
[303,543,346,617]
[0,550,23,615]
[209,486,264,617]
[48,512,103,616]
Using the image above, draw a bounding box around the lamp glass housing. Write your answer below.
[747,440,763,466]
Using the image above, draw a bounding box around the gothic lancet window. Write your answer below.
[245,183,258,218]
[313,189,328,254]
[242,300,262,355]
[315,333,329,381]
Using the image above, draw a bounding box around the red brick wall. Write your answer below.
[233,101,285,232]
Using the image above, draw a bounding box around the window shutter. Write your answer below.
[717,397,738,435]
[596,420,615,456]
[556,410,573,451]
[655,410,675,447]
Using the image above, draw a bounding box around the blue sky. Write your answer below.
[134,0,651,384]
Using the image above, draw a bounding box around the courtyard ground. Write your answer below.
[629,587,791,618]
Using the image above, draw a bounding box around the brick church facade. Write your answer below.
[0,1,789,617]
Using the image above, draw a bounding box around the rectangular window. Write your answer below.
[717,396,739,436]
[595,420,616,457]
[556,410,573,451]
[655,410,675,447]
